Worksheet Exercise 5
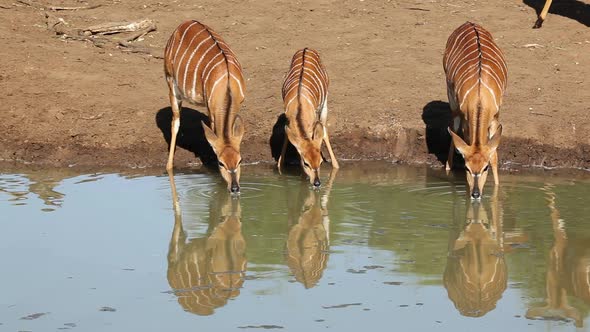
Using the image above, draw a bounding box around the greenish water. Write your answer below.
[1,163,590,331]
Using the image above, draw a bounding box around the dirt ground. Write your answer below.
[1,0,589,170]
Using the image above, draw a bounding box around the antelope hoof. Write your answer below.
[533,19,543,29]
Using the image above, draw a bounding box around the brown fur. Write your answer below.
[164,20,246,192]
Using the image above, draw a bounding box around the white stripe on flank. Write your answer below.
[230,73,245,99]
[190,42,217,100]
[207,73,228,105]
[203,58,225,85]
[175,33,201,84]
[481,80,499,110]
[172,23,201,66]
[182,34,212,94]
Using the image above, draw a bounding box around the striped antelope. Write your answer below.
[164,20,246,193]
[533,0,553,28]
[443,22,508,199]
[278,48,339,188]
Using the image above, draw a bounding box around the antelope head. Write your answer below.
[202,115,245,193]
[286,121,324,188]
[449,125,502,199]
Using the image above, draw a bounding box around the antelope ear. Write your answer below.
[448,127,469,157]
[202,121,219,150]
[232,115,245,141]
[312,122,324,145]
[488,124,502,154]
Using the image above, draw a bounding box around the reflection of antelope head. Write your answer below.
[285,170,336,288]
[166,172,246,315]
[444,189,507,317]
[526,185,584,327]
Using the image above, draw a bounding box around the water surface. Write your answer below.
[1,163,590,331]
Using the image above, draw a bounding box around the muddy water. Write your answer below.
[1,163,590,331]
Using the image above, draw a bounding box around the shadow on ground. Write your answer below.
[155,106,217,167]
[523,0,590,27]
[422,100,457,166]
[269,113,301,167]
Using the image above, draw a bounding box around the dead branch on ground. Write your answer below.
[82,19,155,36]
[44,15,161,59]
[48,4,101,11]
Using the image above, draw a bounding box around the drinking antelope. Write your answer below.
[164,20,245,193]
[534,0,553,28]
[278,48,339,188]
[443,22,508,199]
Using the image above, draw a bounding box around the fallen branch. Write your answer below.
[80,113,104,120]
[530,111,552,117]
[122,23,157,43]
[16,0,34,7]
[83,19,155,36]
[48,4,101,11]
[118,43,163,59]
[0,4,12,9]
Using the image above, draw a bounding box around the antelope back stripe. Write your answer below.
[443,22,507,112]
[282,48,329,113]
[164,21,245,107]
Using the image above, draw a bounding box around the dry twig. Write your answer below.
[48,4,101,11]
[80,113,104,120]
[83,19,155,36]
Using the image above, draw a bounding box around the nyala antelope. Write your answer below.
[164,20,245,193]
[278,48,339,188]
[443,22,508,199]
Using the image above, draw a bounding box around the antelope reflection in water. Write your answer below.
[285,170,337,288]
[166,172,246,315]
[444,188,509,317]
[526,184,590,327]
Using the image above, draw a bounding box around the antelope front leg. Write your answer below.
[534,0,553,28]
[491,149,499,185]
[166,84,182,171]
[323,127,339,169]
[277,130,289,172]
[446,140,455,172]
[446,116,460,172]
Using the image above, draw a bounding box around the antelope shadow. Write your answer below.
[155,106,217,167]
[523,0,590,27]
[269,113,300,167]
[422,100,458,166]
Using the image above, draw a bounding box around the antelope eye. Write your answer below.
[483,165,490,172]
[237,159,243,165]
[218,161,226,168]
[303,161,310,168]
